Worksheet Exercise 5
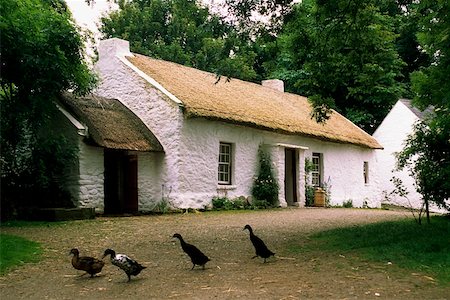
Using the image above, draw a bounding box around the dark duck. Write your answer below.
[173,233,210,270]
[69,248,105,277]
[102,248,146,282]
[243,224,275,263]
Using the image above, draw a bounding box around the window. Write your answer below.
[218,143,232,185]
[311,153,322,187]
[363,161,369,184]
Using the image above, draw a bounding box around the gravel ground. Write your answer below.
[0,208,447,299]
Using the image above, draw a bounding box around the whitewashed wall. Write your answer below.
[95,39,183,211]
[373,101,422,210]
[373,101,446,212]
[78,142,104,211]
[92,38,381,211]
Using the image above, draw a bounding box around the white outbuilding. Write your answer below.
[373,99,446,212]
[56,38,384,214]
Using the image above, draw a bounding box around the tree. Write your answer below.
[396,0,450,222]
[0,0,96,219]
[100,0,258,81]
[270,0,403,133]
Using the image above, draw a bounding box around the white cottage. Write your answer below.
[57,38,384,213]
[373,99,446,212]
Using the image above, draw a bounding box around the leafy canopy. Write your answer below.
[0,0,96,218]
[272,0,403,132]
[397,0,450,213]
[100,0,258,81]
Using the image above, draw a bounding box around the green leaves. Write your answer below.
[100,0,262,81]
[274,0,403,132]
[1,0,95,218]
[396,0,450,212]
[252,146,279,205]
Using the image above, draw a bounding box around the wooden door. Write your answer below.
[104,150,138,214]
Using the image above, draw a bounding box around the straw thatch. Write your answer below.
[128,54,382,149]
[59,93,163,152]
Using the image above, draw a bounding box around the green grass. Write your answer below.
[290,216,450,284]
[0,234,43,274]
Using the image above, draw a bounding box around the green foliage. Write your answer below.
[305,185,315,207]
[395,1,450,218]
[273,0,403,132]
[211,196,270,210]
[342,199,353,208]
[100,0,258,81]
[304,157,319,207]
[252,146,279,206]
[396,114,450,213]
[0,234,43,274]
[295,217,450,284]
[0,0,96,219]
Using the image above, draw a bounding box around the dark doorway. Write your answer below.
[104,150,138,214]
[284,148,298,205]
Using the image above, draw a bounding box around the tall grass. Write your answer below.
[293,216,449,284]
[0,234,43,274]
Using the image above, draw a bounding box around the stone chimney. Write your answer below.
[98,38,132,61]
[262,79,284,93]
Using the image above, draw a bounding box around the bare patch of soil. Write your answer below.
[1,208,447,299]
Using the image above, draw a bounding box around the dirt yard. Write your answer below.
[0,208,447,299]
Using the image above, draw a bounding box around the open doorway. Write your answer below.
[285,148,298,205]
[104,150,138,214]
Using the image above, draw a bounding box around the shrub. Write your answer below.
[343,199,353,208]
[252,145,279,205]
[305,185,315,206]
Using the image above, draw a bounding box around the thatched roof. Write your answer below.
[127,54,382,149]
[59,93,163,152]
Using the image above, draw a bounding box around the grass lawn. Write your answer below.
[0,233,43,275]
[290,215,450,285]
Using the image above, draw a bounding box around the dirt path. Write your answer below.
[0,208,447,299]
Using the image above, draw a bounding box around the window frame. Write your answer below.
[311,152,322,187]
[363,161,369,184]
[218,142,232,185]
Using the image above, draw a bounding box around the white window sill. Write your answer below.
[217,185,236,191]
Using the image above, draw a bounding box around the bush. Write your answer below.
[252,146,279,205]
[305,185,315,206]
[343,199,353,208]
[211,196,271,210]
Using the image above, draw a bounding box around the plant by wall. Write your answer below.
[304,157,315,206]
[252,146,279,206]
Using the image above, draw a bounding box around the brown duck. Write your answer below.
[69,248,105,277]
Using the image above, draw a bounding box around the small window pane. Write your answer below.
[218,143,232,185]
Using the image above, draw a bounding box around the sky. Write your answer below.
[65,0,221,36]
[65,0,118,37]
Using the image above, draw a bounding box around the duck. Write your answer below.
[173,233,210,270]
[243,224,275,263]
[69,248,105,277]
[102,248,146,282]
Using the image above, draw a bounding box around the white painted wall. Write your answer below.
[373,101,446,213]
[373,101,422,210]
[78,142,105,212]
[89,38,381,211]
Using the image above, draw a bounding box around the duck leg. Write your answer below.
[191,264,195,270]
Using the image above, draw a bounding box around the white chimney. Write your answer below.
[262,79,284,93]
[98,38,132,61]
